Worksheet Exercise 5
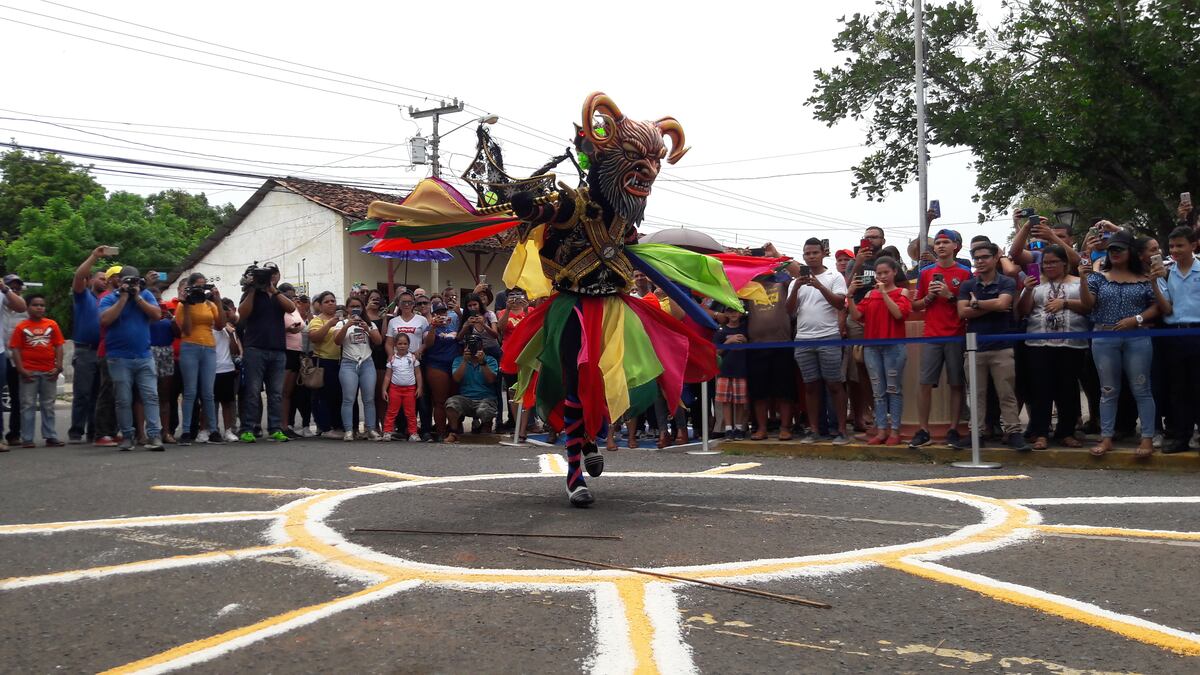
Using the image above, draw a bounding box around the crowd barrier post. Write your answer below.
[952,332,1001,469]
[700,379,711,453]
[499,391,527,448]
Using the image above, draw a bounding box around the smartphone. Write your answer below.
[1018,207,1037,219]
[1182,192,1193,205]
[1025,263,1041,284]
[100,245,120,257]
[859,238,872,251]
[479,274,487,284]
[932,272,944,284]
[1150,253,1163,268]
[820,238,830,252]
[929,200,941,218]
[748,247,767,257]
[797,264,811,278]
[1087,226,1101,240]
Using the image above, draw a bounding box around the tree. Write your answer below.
[807,0,1200,239]
[0,148,103,241]
[145,189,234,241]
[6,191,228,334]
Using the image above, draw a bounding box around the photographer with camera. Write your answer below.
[98,266,164,451]
[173,273,224,445]
[236,262,294,443]
[445,334,499,443]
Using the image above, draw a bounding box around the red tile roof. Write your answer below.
[272,177,405,219]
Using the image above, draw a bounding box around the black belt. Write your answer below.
[73,342,98,350]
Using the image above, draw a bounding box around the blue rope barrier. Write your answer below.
[718,326,1200,351]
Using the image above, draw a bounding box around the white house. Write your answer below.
[172,177,515,301]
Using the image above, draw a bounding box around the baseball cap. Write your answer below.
[933,229,962,245]
[277,282,295,294]
[2,273,22,285]
[105,266,123,279]
[835,249,854,260]
[431,304,449,314]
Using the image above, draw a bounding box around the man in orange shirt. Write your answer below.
[9,294,65,448]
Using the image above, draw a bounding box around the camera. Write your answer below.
[350,308,364,319]
[185,284,214,304]
[121,275,144,295]
[1018,207,1037,219]
[240,261,278,290]
[465,335,483,355]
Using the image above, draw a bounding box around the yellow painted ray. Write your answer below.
[102,578,423,674]
[886,475,1030,486]
[698,462,762,475]
[152,485,329,496]
[538,453,567,474]
[888,558,1200,656]
[348,466,431,481]
[0,545,292,590]
[1035,524,1200,542]
[0,511,282,535]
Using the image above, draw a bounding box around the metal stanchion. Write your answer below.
[499,389,527,447]
[952,332,1001,469]
[686,380,720,455]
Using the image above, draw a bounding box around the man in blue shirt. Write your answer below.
[1156,226,1200,454]
[99,265,164,451]
[957,242,1030,451]
[444,342,499,443]
[68,246,112,444]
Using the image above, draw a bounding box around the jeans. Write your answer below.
[179,342,217,433]
[313,357,344,432]
[864,344,907,431]
[108,356,161,440]
[1091,335,1155,439]
[241,347,286,434]
[20,371,57,442]
[69,344,99,440]
[94,357,118,438]
[6,356,20,439]
[339,358,376,432]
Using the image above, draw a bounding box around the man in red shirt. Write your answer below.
[9,294,65,448]
[909,229,972,448]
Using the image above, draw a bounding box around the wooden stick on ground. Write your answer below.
[351,528,621,541]
[513,547,831,609]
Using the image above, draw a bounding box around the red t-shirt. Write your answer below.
[916,263,972,337]
[10,317,65,372]
[499,309,526,340]
[857,288,912,340]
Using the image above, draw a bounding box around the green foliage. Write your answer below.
[808,0,1200,238]
[0,148,104,241]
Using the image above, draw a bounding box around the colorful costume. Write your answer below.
[356,93,748,507]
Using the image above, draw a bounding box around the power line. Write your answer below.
[659,149,972,182]
[663,144,868,169]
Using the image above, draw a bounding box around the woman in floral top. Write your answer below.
[1078,230,1168,457]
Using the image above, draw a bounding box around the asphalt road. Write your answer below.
[1,406,1199,673]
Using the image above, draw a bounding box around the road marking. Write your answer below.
[698,462,761,475]
[887,475,1030,486]
[537,453,567,474]
[347,466,430,481]
[152,485,329,496]
[1013,496,1200,506]
[0,546,291,590]
[1035,524,1200,542]
[888,558,1200,656]
[102,579,422,675]
[0,511,281,535]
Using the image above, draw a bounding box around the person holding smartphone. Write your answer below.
[307,291,346,438]
[847,256,911,444]
[333,296,382,441]
[422,305,462,442]
[1154,226,1200,453]
[787,238,850,444]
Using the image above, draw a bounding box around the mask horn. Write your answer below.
[654,117,689,165]
[582,92,623,149]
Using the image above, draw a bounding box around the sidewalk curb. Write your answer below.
[720,440,1200,473]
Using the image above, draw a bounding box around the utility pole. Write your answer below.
[408,99,465,293]
[914,0,930,255]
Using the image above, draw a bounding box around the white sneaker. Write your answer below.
[367,430,383,441]
[408,434,422,442]
[299,427,316,438]
[381,432,393,442]
[343,431,355,442]
[223,429,238,443]
[1153,433,1164,449]
[197,429,210,444]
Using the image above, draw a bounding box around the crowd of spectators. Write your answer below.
[1,199,1197,458]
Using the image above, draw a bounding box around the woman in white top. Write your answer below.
[212,298,241,442]
[1017,244,1087,450]
[333,296,382,441]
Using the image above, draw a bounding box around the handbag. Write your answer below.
[298,354,324,389]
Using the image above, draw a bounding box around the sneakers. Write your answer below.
[0,440,7,452]
[831,434,850,445]
[68,435,84,444]
[798,433,818,444]
[567,485,594,508]
[118,437,135,451]
[885,434,902,446]
[44,438,65,447]
[583,443,604,478]
[909,428,932,448]
[208,431,224,444]
[367,430,383,441]
[408,434,422,442]
[197,429,210,444]
[381,432,393,442]
[145,436,165,451]
[283,428,301,440]
[223,429,239,443]
[945,428,964,449]
[298,427,316,438]
[178,432,194,446]
[239,431,257,443]
[266,430,289,442]
[322,430,343,440]
[1006,432,1032,452]
[343,431,355,442]
[867,433,888,445]
[95,436,119,447]
[1152,433,1164,449]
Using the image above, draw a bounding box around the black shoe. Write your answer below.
[177,433,193,446]
[909,428,932,448]
[945,428,963,448]
[1006,432,1032,452]
[951,431,976,450]
[1162,442,1192,454]
[68,435,84,445]
[208,431,224,444]
[583,442,604,478]
[568,485,594,508]
[283,428,301,440]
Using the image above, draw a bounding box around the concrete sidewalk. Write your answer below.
[720,437,1200,472]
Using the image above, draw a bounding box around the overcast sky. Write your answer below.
[0,0,1012,259]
